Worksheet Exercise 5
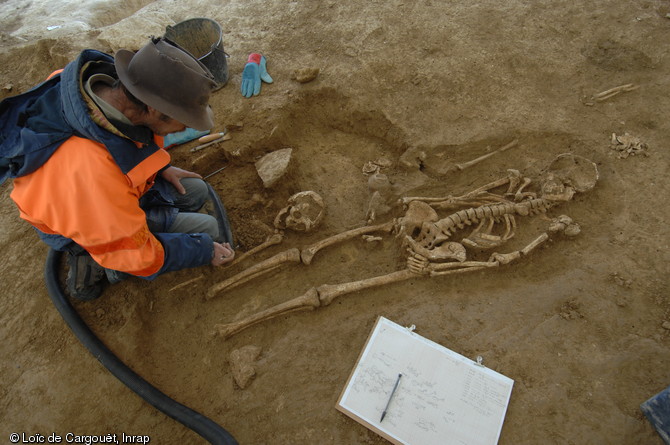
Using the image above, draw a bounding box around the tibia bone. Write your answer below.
[207,248,301,300]
[212,287,321,339]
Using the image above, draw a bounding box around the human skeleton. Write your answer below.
[207,153,598,339]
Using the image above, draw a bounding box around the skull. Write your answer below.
[274,191,325,232]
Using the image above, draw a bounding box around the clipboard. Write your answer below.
[336,316,514,445]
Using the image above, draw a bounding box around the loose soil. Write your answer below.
[1,1,669,444]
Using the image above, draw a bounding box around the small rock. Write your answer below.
[292,67,320,83]
[611,272,633,288]
[95,308,106,318]
[362,161,379,174]
[374,157,393,169]
[251,193,266,205]
[229,345,262,389]
[362,235,383,242]
[366,190,391,223]
[610,132,648,159]
[662,321,670,331]
[368,172,391,194]
[399,147,426,170]
[255,148,293,188]
[225,122,244,132]
[362,157,393,174]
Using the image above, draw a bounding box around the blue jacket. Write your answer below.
[5,49,213,278]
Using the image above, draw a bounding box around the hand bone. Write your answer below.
[548,215,581,236]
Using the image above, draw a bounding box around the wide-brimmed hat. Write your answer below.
[115,37,217,130]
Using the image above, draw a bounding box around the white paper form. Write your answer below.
[337,317,514,445]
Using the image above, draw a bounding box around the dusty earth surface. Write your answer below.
[1,0,670,444]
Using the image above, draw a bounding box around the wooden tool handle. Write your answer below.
[198,132,225,143]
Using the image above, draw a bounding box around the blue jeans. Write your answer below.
[38,177,232,282]
[159,177,221,240]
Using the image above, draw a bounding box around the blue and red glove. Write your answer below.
[241,53,273,98]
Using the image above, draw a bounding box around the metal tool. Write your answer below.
[204,165,228,179]
[191,131,229,152]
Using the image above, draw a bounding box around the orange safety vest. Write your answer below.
[11,135,170,276]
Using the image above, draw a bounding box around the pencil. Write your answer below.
[380,373,402,422]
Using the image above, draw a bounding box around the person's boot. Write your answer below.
[66,253,107,301]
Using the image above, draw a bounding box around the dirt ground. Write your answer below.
[1,0,670,444]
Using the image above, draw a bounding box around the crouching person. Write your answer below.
[4,37,234,300]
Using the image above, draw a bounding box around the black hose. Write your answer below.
[206,182,234,246]
[44,248,238,445]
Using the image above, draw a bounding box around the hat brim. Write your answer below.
[115,49,214,131]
